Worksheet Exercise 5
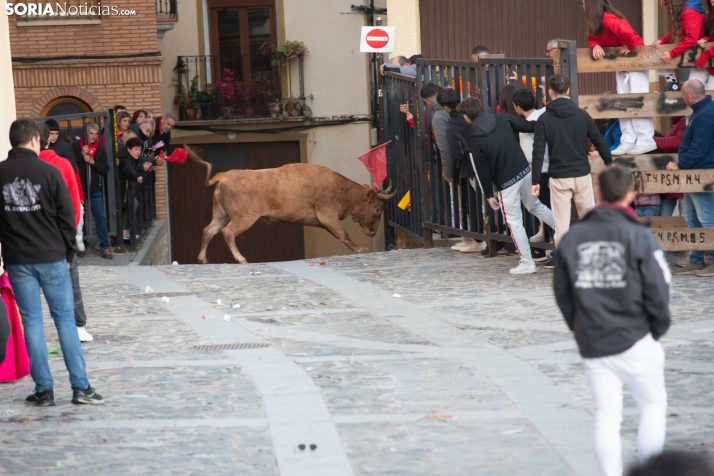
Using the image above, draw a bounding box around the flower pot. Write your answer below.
[244,105,256,118]
[221,106,234,119]
[201,104,217,119]
[184,108,197,121]
[284,103,295,116]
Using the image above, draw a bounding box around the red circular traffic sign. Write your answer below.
[366,29,390,49]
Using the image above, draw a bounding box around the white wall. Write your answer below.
[385,0,420,60]
[0,0,17,159]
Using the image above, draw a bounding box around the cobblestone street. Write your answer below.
[0,248,712,475]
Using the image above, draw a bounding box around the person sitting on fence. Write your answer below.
[439,88,488,255]
[130,109,148,125]
[532,74,612,266]
[152,113,176,155]
[461,97,555,275]
[585,0,657,155]
[665,79,714,277]
[695,3,714,88]
[554,165,670,476]
[37,124,94,343]
[380,55,417,77]
[512,89,554,254]
[72,123,112,260]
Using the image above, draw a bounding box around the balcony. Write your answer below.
[174,53,307,124]
[156,0,178,40]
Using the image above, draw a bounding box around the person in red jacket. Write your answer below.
[695,0,714,86]
[585,0,657,156]
[654,0,710,89]
[654,116,686,217]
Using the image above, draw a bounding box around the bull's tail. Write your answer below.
[185,145,220,187]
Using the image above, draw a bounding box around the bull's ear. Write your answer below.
[367,189,376,200]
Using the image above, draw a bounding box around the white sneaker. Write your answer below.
[451,239,469,251]
[529,227,545,243]
[77,327,93,342]
[510,259,537,275]
[629,144,657,155]
[611,141,635,156]
[76,239,85,252]
[123,229,130,240]
[459,240,488,253]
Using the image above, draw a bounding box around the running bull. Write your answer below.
[186,146,397,264]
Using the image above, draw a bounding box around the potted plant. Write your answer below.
[196,84,217,119]
[262,40,309,66]
[215,69,238,118]
[247,79,274,118]
[182,75,200,120]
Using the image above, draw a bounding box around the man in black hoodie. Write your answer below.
[554,165,670,476]
[532,75,612,257]
[461,97,555,275]
[0,120,103,406]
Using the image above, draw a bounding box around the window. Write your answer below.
[41,97,92,116]
[208,0,278,98]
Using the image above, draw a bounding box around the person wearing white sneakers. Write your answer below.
[461,97,555,275]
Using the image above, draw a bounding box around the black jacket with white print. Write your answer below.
[553,205,671,359]
[0,148,76,265]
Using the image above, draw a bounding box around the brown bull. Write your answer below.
[185,146,397,264]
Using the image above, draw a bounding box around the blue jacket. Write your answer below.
[678,95,714,170]
[686,0,706,14]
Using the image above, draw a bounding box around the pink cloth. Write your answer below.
[0,273,30,383]
[359,143,389,189]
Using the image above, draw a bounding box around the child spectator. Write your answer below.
[586,0,656,155]
[554,165,671,476]
[115,111,131,140]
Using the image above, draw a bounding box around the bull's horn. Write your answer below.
[376,186,398,201]
[376,180,393,194]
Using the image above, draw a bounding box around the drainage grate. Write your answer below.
[125,292,196,300]
[92,335,140,343]
[192,343,270,351]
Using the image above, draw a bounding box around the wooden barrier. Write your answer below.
[576,43,714,73]
[640,216,687,228]
[580,91,713,119]
[653,228,714,252]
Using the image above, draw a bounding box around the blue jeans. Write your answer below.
[6,261,89,392]
[83,190,110,250]
[635,205,660,217]
[660,198,679,217]
[683,192,714,265]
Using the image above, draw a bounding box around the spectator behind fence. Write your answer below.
[37,124,93,343]
[130,121,155,157]
[666,80,714,277]
[512,88,552,249]
[381,55,417,77]
[113,105,127,113]
[72,123,112,260]
[115,111,131,140]
[554,165,671,476]
[0,119,103,406]
[627,451,714,476]
[130,109,147,125]
[532,74,612,261]
[462,97,554,275]
[470,45,490,62]
[152,113,176,155]
[145,110,155,124]
[118,137,149,242]
[420,83,452,181]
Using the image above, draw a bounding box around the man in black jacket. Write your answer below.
[0,120,102,406]
[73,123,112,259]
[554,166,670,476]
[532,75,612,257]
[152,113,176,155]
[461,97,555,275]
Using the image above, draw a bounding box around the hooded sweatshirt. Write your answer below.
[554,205,671,358]
[658,0,706,59]
[446,110,473,179]
[0,148,76,265]
[532,97,612,185]
[467,112,535,198]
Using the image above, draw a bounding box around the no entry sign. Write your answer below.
[360,26,395,53]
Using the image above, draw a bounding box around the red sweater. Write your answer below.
[654,116,686,153]
[695,43,714,76]
[588,12,644,52]
[658,8,706,59]
[39,149,81,228]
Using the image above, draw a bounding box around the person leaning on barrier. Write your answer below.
[666,79,714,277]
[152,113,176,156]
[380,55,417,77]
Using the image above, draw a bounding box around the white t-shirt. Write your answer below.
[520,108,549,174]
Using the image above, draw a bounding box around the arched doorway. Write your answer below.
[41,96,94,138]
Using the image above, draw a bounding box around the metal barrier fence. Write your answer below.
[29,110,157,253]
[383,41,579,252]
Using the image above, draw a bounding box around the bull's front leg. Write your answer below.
[317,214,370,253]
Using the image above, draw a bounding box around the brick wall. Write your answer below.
[9,0,169,220]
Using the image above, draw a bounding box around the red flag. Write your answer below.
[358,142,390,188]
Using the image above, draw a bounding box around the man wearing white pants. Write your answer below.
[555,166,671,476]
[613,71,657,155]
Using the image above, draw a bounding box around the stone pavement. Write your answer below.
[0,248,712,475]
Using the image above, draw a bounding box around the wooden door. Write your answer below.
[168,141,305,264]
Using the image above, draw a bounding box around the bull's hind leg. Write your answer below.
[198,196,230,264]
[222,216,260,264]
